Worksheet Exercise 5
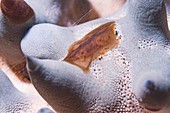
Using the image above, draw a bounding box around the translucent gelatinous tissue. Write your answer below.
[64,22,119,72]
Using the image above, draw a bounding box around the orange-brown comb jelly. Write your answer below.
[64,22,119,72]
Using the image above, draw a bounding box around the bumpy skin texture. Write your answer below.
[0,69,49,113]
[23,0,170,113]
[119,0,170,111]
[27,57,145,113]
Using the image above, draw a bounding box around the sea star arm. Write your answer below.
[21,18,111,60]
[26,57,100,113]
[118,0,170,111]
[0,0,35,83]
[0,69,49,113]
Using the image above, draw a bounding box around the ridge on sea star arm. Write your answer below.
[0,69,50,113]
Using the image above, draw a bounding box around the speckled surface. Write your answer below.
[22,0,170,113]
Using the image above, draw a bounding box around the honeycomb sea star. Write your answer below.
[22,0,170,112]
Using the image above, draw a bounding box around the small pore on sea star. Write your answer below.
[64,22,119,72]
